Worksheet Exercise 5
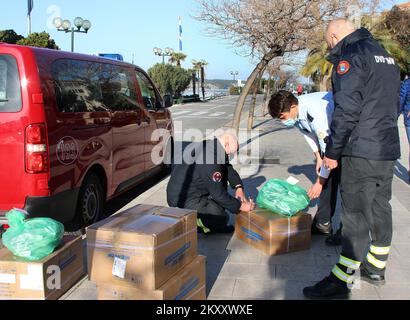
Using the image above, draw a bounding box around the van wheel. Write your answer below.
[76,173,104,229]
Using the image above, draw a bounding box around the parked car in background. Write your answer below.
[0,43,173,230]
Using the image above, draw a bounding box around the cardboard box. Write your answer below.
[97,255,206,300]
[87,204,198,291]
[235,209,312,255]
[0,236,86,300]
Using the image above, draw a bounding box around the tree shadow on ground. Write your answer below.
[287,164,317,184]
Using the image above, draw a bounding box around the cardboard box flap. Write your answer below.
[250,209,306,221]
[154,207,197,219]
[0,236,80,263]
[88,205,196,236]
[88,204,160,231]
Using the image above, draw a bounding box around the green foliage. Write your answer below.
[0,29,24,44]
[148,63,191,98]
[17,32,59,50]
[229,86,241,95]
[169,52,187,67]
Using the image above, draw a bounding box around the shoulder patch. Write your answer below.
[212,172,222,183]
[337,60,350,75]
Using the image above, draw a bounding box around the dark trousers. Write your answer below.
[315,164,342,225]
[336,156,395,278]
[194,197,230,233]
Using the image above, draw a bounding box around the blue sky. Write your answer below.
[0,0,405,79]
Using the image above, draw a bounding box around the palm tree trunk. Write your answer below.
[320,75,330,92]
[232,47,282,133]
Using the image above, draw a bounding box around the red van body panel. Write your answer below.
[0,44,172,224]
[0,45,50,211]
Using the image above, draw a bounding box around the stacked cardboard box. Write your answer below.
[235,209,312,255]
[87,204,206,300]
[0,235,86,300]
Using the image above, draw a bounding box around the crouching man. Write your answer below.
[167,133,255,234]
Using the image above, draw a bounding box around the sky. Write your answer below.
[0,0,406,80]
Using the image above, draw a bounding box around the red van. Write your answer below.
[0,44,173,230]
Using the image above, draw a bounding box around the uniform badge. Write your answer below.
[212,172,222,183]
[337,60,350,75]
[317,131,326,140]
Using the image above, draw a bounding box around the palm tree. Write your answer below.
[192,60,208,99]
[300,43,333,92]
[373,29,410,75]
[169,52,187,67]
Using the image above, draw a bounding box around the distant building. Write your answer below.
[397,1,410,11]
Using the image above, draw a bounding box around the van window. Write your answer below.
[100,64,139,112]
[52,60,107,113]
[0,54,21,112]
[52,59,139,113]
[135,71,161,110]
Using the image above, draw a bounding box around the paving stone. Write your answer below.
[227,247,265,264]
[375,284,410,300]
[218,262,276,280]
[385,266,410,284]
[260,250,317,266]
[232,279,316,300]
[65,287,98,300]
[276,264,330,282]
[208,278,236,297]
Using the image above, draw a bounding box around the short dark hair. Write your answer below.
[268,90,298,119]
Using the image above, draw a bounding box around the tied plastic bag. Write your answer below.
[1,209,64,261]
[256,179,310,217]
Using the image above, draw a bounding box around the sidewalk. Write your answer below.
[62,107,410,300]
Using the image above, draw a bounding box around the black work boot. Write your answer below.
[311,221,332,236]
[359,265,386,286]
[303,277,351,300]
[326,228,342,246]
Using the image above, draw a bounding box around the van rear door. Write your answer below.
[0,51,31,211]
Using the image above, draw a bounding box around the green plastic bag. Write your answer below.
[256,179,310,217]
[2,209,64,261]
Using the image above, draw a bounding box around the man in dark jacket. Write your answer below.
[304,19,401,299]
[167,133,255,234]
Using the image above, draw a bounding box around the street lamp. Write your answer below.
[153,47,174,64]
[54,17,92,52]
[230,71,239,81]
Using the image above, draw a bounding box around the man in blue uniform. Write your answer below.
[267,90,342,245]
[167,133,255,234]
[304,19,401,299]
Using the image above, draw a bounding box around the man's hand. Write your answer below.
[407,110,410,117]
[308,182,323,200]
[323,156,338,170]
[240,199,256,212]
[235,187,247,202]
[308,177,328,200]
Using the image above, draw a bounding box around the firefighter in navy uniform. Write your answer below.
[167,133,255,234]
[303,19,401,299]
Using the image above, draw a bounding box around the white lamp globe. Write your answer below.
[82,20,92,31]
[53,17,63,29]
[62,20,71,31]
[74,17,84,29]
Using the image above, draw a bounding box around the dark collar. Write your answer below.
[326,28,372,64]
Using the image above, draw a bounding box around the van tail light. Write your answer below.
[25,124,49,174]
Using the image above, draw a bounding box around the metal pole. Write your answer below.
[162,55,165,65]
[71,28,75,52]
[28,14,32,35]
